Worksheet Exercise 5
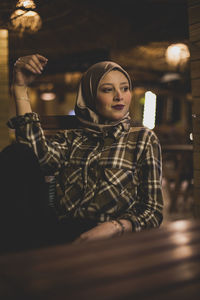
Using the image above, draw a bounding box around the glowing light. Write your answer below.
[142,91,157,129]
[40,92,56,101]
[0,29,8,38]
[190,133,193,141]
[68,109,75,115]
[170,220,190,231]
[16,0,35,9]
[165,43,190,67]
[171,232,190,245]
[160,73,181,83]
[10,0,42,36]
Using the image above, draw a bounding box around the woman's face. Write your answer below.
[96,70,132,121]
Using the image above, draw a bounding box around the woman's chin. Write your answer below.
[108,111,128,121]
[98,109,129,122]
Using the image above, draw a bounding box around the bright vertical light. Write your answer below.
[142,91,157,129]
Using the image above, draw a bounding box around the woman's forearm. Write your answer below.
[12,85,32,116]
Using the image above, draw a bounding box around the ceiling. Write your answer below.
[0,0,190,92]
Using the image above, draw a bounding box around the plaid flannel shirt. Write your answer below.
[8,112,163,231]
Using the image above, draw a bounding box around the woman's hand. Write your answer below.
[13,54,48,87]
[73,219,132,244]
[73,222,119,244]
[12,54,48,115]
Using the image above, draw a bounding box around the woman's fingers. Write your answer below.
[15,59,39,74]
[35,54,48,64]
[14,54,48,75]
[32,54,48,71]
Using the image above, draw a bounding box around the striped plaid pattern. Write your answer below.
[8,113,163,231]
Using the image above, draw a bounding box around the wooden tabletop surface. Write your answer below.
[0,219,200,300]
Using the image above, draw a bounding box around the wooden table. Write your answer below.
[1,219,200,300]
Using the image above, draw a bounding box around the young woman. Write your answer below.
[2,54,163,250]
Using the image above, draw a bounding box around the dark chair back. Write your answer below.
[40,115,79,136]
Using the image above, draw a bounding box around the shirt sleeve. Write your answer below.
[118,129,163,231]
[7,112,69,174]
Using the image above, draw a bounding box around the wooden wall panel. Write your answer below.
[190,60,200,78]
[189,4,200,24]
[192,97,200,112]
[190,42,200,60]
[191,79,200,97]
[189,23,200,42]
[188,0,200,217]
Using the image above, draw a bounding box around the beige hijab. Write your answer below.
[75,61,133,132]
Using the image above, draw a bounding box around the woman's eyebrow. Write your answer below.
[99,81,128,87]
[98,83,113,88]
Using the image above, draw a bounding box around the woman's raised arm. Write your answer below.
[12,54,48,116]
[8,54,69,173]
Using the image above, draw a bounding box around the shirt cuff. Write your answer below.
[7,112,40,129]
[117,216,140,232]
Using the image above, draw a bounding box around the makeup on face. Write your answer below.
[96,70,132,121]
[112,104,125,110]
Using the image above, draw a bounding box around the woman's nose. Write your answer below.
[113,90,122,101]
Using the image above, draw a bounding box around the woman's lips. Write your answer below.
[112,105,125,110]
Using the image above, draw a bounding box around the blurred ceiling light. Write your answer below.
[165,43,190,67]
[143,91,157,130]
[10,0,42,36]
[40,92,56,101]
[160,73,181,83]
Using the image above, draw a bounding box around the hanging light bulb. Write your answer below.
[10,0,42,36]
[165,43,190,67]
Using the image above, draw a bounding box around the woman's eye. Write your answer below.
[102,88,112,93]
[122,86,129,92]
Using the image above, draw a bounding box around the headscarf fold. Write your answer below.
[75,61,133,133]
